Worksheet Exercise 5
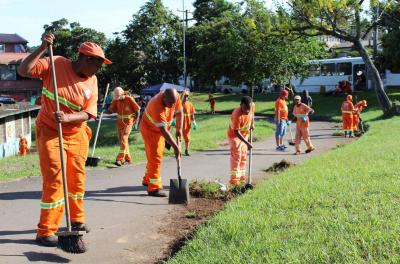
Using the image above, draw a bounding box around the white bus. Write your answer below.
[291,57,400,93]
[291,57,371,93]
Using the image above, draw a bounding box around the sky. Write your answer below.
[0,0,274,46]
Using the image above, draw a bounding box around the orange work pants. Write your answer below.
[140,128,165,192]
[182,122,191,143]
[353,114,360,132]
[116,124,133,162]
[295,125,313,152]
[229,137,248,185]
[342,114,353,132]
[36,124,91,237]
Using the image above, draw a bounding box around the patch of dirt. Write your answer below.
[157,198,226,263]
[265,159,294,173]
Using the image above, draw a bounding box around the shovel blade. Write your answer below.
[85,157,100,167]
[168,178,190,204]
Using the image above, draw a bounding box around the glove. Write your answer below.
[301,116,307,123]
[193,121,197,130]
[287,121,291,126]
[171,119,176,127]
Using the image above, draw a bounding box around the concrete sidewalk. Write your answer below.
[0,121,352,264]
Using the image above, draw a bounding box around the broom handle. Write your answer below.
[91,83,110,157]
[49,45,71,232]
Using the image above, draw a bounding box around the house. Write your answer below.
[0,104,40,159]
[0,34,42,101]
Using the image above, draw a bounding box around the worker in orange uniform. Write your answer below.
[292,95,315,155]
[140,88,183,197]
[109,87,140,166]
[18,32,111,247]
[19,135,28,157]
[341,95,355,138]
[353,100,367,132]
[274,90,289,151]
[209,93,215,114]
[227,96,254,185]
[181,91,196,156]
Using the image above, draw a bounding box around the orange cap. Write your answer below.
[347,95,353,101]
[361,100,367,107]
[79,42,112,65]
[280,90,289,98]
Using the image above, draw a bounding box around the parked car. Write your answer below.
[219,84,248,94]
[0,96,16,104]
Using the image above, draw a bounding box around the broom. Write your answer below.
[49,45,87,253]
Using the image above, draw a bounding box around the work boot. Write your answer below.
[124,160,132,165]
[148,190,168,197]
[305,147,315,154]
[115,160,123,166]
[294,151,301,155]
[71,222,91,233]
[185,150,190,156]
[36,235,58,247]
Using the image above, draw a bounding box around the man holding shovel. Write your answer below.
[140,88,183,197]
[18,32,111,247]
[227,96,254,185]
[108,87,140,166]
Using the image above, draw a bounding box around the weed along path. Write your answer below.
[0,121,354,264]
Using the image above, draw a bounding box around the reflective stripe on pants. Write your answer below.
[229,137,248,185]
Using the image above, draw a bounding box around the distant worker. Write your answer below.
[301,90,312,107]
[274,90,289,151]
[209,93,216,114]
[17,32,111,248]
[181,91,196,156]
[341,95,355,138]
[140,88,183,197]
[227,96,254,185]
[19,135,28,157]
[109,87,140,166]
[342,80,352,94]
[353,100,367,132]
[292,95,315,155]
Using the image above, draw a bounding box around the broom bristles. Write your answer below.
[58,235,87,254]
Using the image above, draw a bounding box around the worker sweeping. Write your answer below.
[140,88,183,197]
[353,100,367,132]
[19,135,28,157]
[274,90,289,151]
[227,96,254,185]
[341,95,355,138]
[209,93,215,114]
[108,87,140,166]
[292,95,315,155]
[182,91,196,156]
[18,32,111,248]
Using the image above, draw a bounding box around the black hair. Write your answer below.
[240,96,252,107]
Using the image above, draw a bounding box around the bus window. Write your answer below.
[337,62,352,76]
[321,63,335,76]
[309,64,320,77]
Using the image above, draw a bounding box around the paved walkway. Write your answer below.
[0,121,352,264]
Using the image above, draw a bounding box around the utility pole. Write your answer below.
[178,1,194,89]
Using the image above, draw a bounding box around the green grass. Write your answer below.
[0,114,274,182]
[190,89,400,122]
[167,117,400,264]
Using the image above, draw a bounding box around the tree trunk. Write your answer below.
[354,39,392,114]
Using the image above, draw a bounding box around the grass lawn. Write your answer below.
[167,117,400,263]
[0,114,274,182]
[190,89,400,122]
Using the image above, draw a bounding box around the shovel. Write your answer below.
[168,157,190,204]
[86,83,110,166]
[245,129,254,190]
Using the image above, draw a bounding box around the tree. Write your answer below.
[380,3,400,73]
[121,0,182,88]
[280,0,398,114]
[43,18,107,60]
[193,0,237,23]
